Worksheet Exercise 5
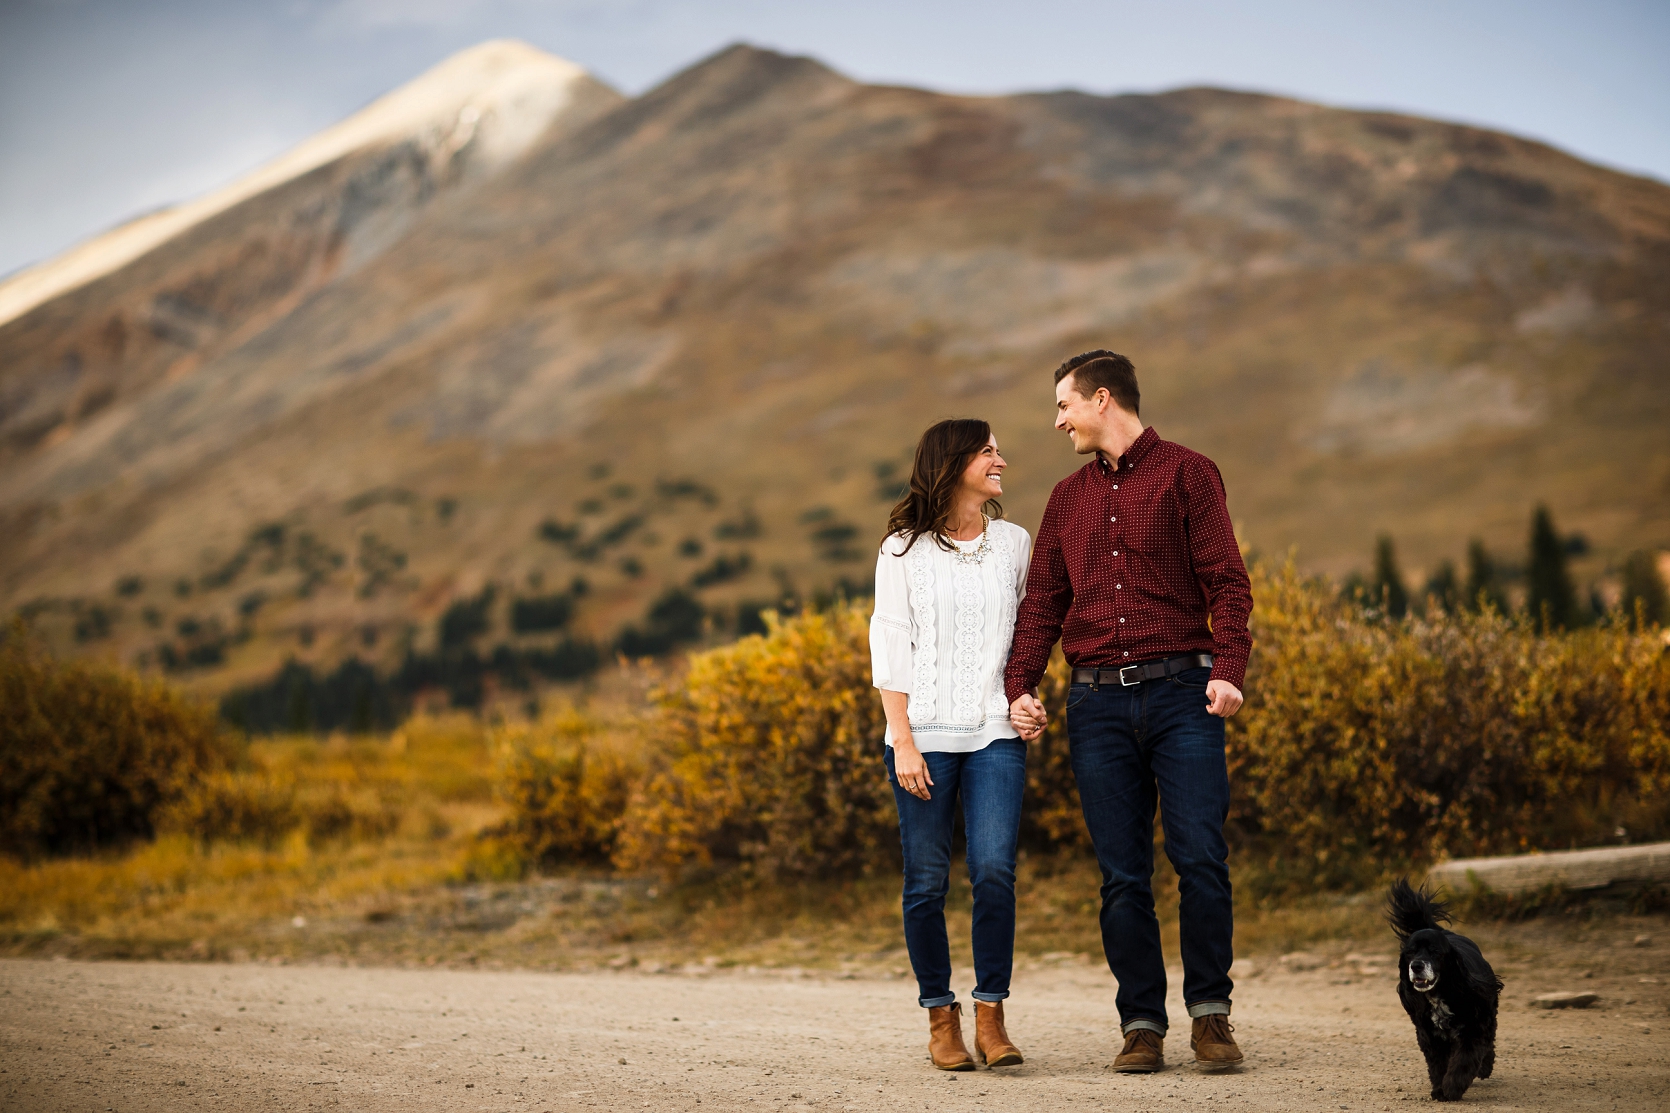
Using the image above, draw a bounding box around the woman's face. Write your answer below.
[957,435,1006,502]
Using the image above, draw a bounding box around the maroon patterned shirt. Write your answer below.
[1004,427,1253,699]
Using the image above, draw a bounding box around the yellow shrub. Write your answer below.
[1229,561,1670,887]
[1019,652,1087,851]
[603,571,1670,890]
[1,626,227,857]
[613,605,894,880]
[492,714,641,867]
[160,771,299,847]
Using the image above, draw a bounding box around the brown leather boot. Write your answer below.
[1113,1028,1164,1073]
[974,1001,1023,1067]
[1190,1014,1243,1067]
[927,1002,975,1071]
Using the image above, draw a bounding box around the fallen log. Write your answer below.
[1428,841,1670,896]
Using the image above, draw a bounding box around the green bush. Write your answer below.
[1,626,228,857]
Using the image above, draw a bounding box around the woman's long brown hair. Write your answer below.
[884,418,1004,554]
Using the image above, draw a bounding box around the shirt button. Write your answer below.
[1109,516,1116,523]
[1123,652,1130,658]
[1116,584,1122,589]
[1113,484,1118,489]
[1112,551,1119,557]
[1119,617,1125,623]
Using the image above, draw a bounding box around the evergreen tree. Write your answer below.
[1527,504,1578,630]
[1423,559,1459,614]
[1620,550,1669,628]
[1464,539,1508,614]
[1372,534,1409,618]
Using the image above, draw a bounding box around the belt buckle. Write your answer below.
[1118,664,1140,687]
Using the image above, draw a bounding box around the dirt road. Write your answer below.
[3,954,1667,1112]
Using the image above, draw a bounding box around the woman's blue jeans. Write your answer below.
[1066,666,1234,1035]
[885,738,1026,1008]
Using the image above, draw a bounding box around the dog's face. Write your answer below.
[1403,928,1451,993]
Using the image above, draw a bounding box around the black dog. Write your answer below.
[1387,880,1503,1101]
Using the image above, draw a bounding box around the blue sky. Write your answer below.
[2,0,1666,279]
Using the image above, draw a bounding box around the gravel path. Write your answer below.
[3,956,1667,1111]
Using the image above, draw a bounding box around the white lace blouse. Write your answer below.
[869,519,1033,753]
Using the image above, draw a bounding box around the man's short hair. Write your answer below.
[1055,350,1139,416]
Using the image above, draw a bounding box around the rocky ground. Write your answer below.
[4,921,1667,1112]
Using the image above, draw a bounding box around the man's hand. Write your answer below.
[893,740,934,800]
[1205,679,1243,718]
[1010,693,1047,740]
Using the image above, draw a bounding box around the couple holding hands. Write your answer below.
[869,350,1253,1074]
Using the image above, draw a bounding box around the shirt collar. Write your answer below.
[1098,426,1158,473]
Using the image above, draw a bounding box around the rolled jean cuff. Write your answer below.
[970,989,1009,1003]
[1121,1018,1166,1036]
[1187,1000,1231,1018]
[919,993,956,1009]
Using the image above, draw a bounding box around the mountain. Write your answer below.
[3,43,1667,699]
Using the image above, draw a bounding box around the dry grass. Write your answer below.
[3,688,1659,977]
[0,714,499,959]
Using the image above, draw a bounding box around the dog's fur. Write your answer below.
[1387,880,1503,1101]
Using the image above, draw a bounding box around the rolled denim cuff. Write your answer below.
[919,992,956,1009]
[970,989,1009,1003]
[1121,1018,1166,1036]
[1187,1000,1231,1018]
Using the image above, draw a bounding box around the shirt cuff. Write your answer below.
[1210,653,1247,690]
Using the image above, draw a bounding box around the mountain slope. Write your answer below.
[0,40,621,472]
[3,43,1667,695]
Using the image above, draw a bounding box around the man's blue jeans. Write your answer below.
[1066,666,1234,1034]
[885,739,1025,1008]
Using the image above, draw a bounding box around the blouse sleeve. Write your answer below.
[870,536,915,694]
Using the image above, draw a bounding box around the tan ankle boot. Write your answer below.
[927,1002,975,1070]
[974,1001,1023,1067]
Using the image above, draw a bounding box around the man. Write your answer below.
[1006,350,1252,1073]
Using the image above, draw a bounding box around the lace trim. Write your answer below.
[873,613,911,635]
[988,526,1019,717]
[949,554,985,724]
[906,541,938,723]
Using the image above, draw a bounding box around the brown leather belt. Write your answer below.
[1071,653,1214,689]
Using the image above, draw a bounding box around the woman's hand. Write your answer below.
[893,739,934,800]
[1010,693,1047,741]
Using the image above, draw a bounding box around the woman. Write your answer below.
[870,417,1039,1071]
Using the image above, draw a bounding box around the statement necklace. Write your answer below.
[949,513,992,566]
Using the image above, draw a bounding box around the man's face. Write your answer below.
[1054,373,1107,455]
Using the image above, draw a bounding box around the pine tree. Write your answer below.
[1526,504,1578,630]
[1620,550,1668,628]
[1423,559,1459,614]
[1372,534,1409,618]
[1464,539,1508,614]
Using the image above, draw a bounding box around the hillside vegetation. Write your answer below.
[6,564,1666,967]
[603,565,1670,891]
